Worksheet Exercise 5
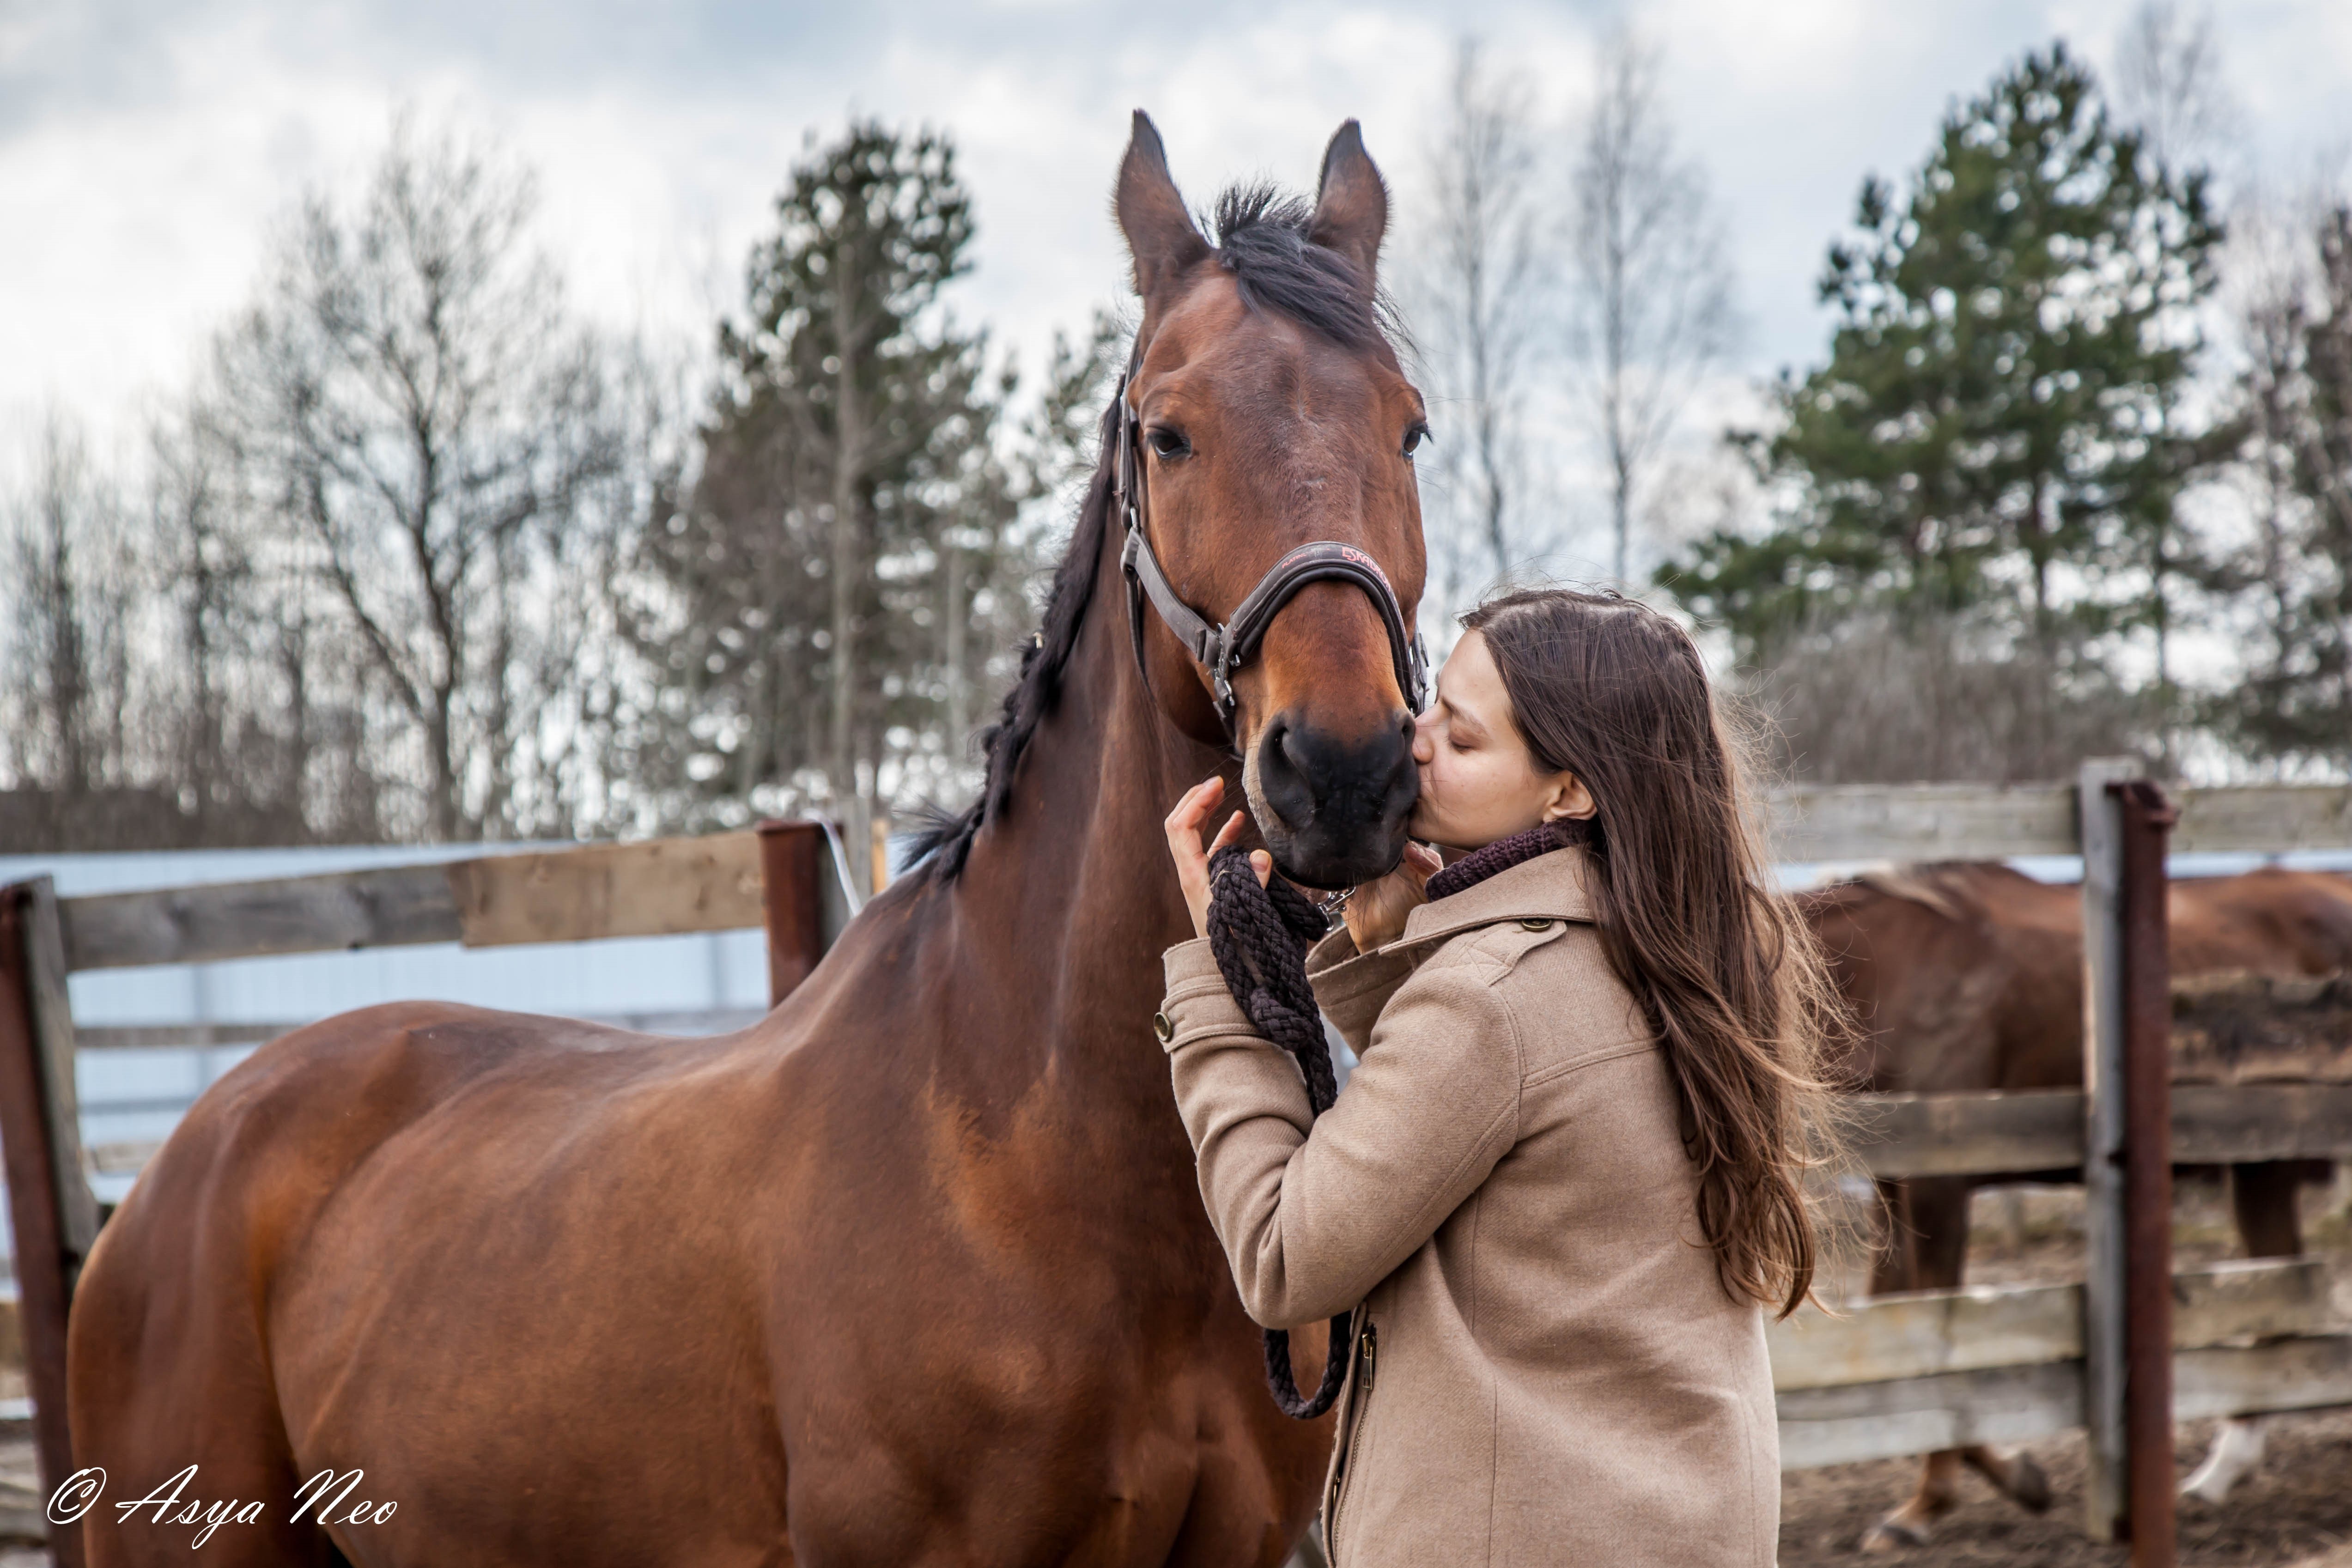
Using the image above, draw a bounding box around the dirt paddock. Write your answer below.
[1780,1406,2352,1566]
[1781,1173,2352,1568]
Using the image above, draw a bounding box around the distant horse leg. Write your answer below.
[2228,1160,2307,1258]
[1860,1181,2052,1550]
[2182,1161,2309,1503]
[1862,1178,2040,1550]
[1866,1177,1920,1296]
[1861,1450,1963,1551]
[1961,1441,2052,1513]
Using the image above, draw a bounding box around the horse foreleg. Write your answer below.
[2228,1160,2306,1259]
[2183,1415,2273,1505]
[2178,1161,2309,1504]
[1961,1444,2051,1513]
[1860,1451,1963,1552]
[1861,1178,1974,1552]
[1866,1178,1919,1297]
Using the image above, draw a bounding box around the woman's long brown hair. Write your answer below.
[1462,587,1842,1318]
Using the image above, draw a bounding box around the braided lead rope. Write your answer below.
[1203,844,1354,1420]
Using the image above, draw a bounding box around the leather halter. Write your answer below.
[1112,345,1429,747]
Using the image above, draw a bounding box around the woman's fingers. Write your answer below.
[1209,809,1247,854]
[1163,775,1225,839]
[1163,776,1238,941]
[1249,850,1272,888]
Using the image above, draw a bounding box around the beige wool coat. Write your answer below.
[1159,846,1779,1567]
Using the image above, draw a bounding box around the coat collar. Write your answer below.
[1396,845,1597,948]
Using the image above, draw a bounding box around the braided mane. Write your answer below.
[909,184,1391,881]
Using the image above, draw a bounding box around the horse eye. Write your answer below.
[1402,421,1431,459]
[1148,427,1191,460]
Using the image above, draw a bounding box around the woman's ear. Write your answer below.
[1541,773,1598,823]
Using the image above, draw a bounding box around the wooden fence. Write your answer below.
[3,780,2351,1565]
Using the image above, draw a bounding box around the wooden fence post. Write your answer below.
[2079,757,2138,1541]
[756,821,828,1008]
[2117,781,2178,1566]
[0,877,97,1568]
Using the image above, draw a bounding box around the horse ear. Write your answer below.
[1117,110,1210,304]
[1309,120,1388,290]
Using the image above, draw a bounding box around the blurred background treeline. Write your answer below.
[4,4,2348,872]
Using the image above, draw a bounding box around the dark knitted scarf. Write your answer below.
[1423,820,1577,903]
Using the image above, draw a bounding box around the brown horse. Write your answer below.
[1801,861,2352,1550]
[67,114,1428,1567]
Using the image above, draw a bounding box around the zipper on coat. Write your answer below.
[1326,1321,1378,1560]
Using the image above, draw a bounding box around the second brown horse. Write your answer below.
[1805,860,2352,1550]
[68,115,1428,1567]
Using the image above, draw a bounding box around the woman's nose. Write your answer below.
[1410,712,1435,764]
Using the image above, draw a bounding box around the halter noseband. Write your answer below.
[1113,345,1429,747]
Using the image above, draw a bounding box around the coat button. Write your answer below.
[1518,918,1554,931]
[1152,1011,1174,1042]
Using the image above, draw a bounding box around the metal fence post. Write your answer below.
[0,876,97,1568]
[2117,780,2178,1566]
[2079,757,2138,1541]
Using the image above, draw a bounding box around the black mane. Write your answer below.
[909,184,1392,880]
[1209,183,1390,351]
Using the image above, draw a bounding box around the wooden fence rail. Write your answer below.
[1776,1336,2352,1471]
[1770,1258,2352,1469]
[1763,781,2352,862]
[57,832,774,971]
[1846,1085,2352,1178]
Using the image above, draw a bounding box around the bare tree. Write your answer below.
[213,119,635,841]
[1566,27,1736,586]
[2112,2,2237,180]
[1750,609,2149,784]
[1406,38,1550,606]
[2111,2,2238,765]
[2216,191,2352,772]
[1,420,127,808]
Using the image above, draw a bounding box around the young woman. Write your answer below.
[1159,588,1837,1568]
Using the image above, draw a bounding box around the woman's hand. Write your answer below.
[1343,842,1441,953]
[1164,776,1270,939]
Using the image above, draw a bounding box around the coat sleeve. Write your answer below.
[1160,936,1522,1328]
[1302,927,1421,1057]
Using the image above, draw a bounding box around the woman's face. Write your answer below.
[1407,630,1595,851]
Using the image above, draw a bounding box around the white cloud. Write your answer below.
[5,0,2350,454]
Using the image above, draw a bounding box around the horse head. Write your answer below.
[1116,112,1427,890]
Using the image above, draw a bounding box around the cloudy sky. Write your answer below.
[6,0,2350,472]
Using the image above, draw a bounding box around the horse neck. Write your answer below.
[945,531,1227,1106]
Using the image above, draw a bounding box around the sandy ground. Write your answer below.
[1779,1406,2352,1567]
[1781,1173,2352,1567]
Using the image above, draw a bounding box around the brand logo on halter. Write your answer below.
[1272,542,1395,596]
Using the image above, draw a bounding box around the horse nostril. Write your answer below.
[1254,717,1317,832]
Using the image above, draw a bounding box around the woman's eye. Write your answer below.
[1148,427,1191,460]
[1402,422,1430,459]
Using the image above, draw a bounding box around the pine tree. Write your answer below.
[1664,44,2220,693]
[633,123,1023,845]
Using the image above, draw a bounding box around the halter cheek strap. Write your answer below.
[1112,348,1429,739]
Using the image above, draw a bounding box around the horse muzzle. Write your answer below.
[1246,710,1418,890]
